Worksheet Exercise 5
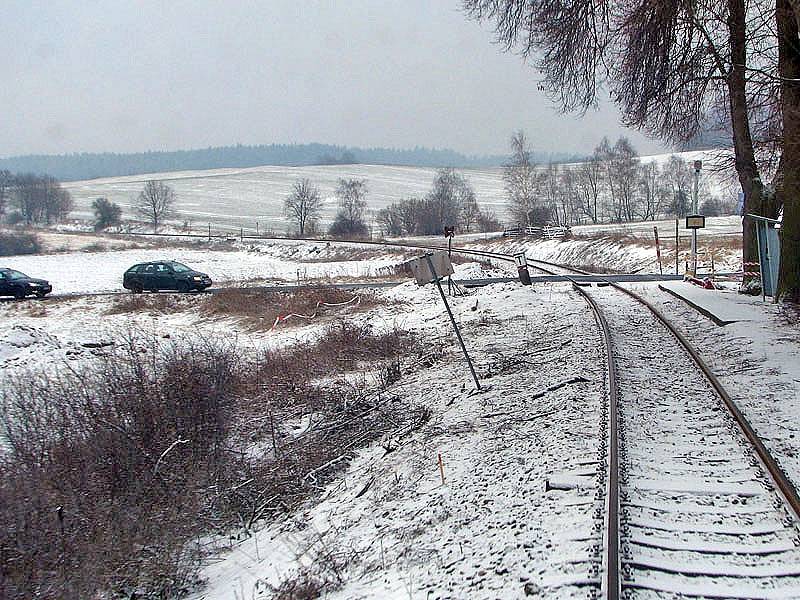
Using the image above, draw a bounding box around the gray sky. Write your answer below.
[1,1,667,159]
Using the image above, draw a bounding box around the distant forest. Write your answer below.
[0,143,583,182]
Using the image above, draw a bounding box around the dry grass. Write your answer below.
[105,287,386,331]
[288,245,408,263]
[0,322,430,600]
[104,293,198,315]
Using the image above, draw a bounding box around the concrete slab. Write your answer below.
[658,281,763,326]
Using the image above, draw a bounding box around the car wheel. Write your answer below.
[177,281,190,293]
[131,283,143,294]
[35,291,48,298]
[13,288,27,300]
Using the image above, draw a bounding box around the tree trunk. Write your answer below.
[728,0,764,270]
[778,0,800,301]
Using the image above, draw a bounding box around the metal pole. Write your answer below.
[424,254,481,390]
[208,223,211,241]
[692,164,700,275]
[447,235,453,296]
[675,219,679,275]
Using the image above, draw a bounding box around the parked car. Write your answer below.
[0,268,52,299]
[123,260,212,293]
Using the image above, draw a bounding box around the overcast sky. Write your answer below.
[1,1,668,159]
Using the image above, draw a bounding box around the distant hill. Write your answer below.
[0,143,583,182]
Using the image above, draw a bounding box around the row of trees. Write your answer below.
[375,169,500,236]
[283,169,501,239]
[0,169,176,232]
[504,132,733,228]
[464,0,799,299]
[0,170,73,225]
[283,177,374,238]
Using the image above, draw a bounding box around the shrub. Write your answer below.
[92,197,122,231]
[0,323,427,599]
[0,232,42,256]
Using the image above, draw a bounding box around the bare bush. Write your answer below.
[0,322,429,599]
[0,231,42,256]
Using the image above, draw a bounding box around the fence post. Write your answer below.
[654,226,663,275]
[208,223,211,241]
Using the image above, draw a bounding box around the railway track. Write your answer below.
[9,235,800,596]
[524,256,800,598]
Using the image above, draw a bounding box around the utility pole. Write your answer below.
[691,160,702,275]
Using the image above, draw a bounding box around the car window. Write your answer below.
[5,270,28,280]
[143,264,156,274]
[0,272,6,280]
[156,263,171,273]
[170,262,191,273]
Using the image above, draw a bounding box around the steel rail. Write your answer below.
[524,255,800,598]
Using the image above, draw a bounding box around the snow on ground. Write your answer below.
[0,243,412,295]
[190,281,607,600]
[4,233,800,599]
[632,282,800,494]
[468,216,743,275]
[63,164,510,232]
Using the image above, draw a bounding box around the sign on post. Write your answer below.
[686,215,706,229]
[407,251,454,286]
[408,252,481,390]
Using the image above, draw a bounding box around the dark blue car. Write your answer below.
[123,260,212,293]
[0,268,52,299]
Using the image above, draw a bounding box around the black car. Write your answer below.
[0,268,52,299]
[123,260,212,293]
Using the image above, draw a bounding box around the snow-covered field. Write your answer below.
[63,164,509,232]
[62,150,735,234]
[1,240,416,294]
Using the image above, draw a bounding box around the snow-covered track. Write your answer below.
[527,257,800,599]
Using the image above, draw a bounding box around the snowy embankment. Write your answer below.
[190,280,607,599]
[470,215,744,274]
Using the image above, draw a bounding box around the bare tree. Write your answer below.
[417,168,475,235]
[11,174,73,224]
[777,0,800,300]
[663,156,693,218]
[638,161,665,222]
[0,170,13,217]
[329,178,368,237]
[284,178,322,237]
[537,162,561,225]
[576,153,603,224]
[136,180,175,232]
[503,131,540,226]
[92,197,122,231]
[459,194,482,233]
[463,0,800,298]
[376,204,404,237]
